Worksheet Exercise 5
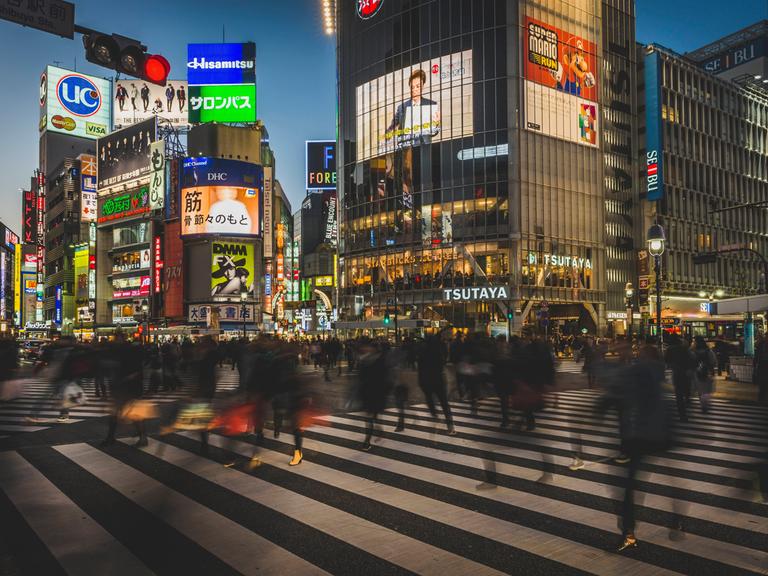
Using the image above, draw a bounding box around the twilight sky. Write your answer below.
[0,0,764,234]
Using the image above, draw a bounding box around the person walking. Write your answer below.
[417,332,455,435]
[665,335,695,421]
[357,341,392,450]
[102,335,147,447]
[195,337,220,454]
[692,336,716,413]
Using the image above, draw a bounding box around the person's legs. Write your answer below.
[394,384,407,431]
[619,446,642,549]
[434,384,454,432]
[499,393,510,428]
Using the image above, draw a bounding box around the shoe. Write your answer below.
[255,432,265,445]
[361,442,372,451]
[247,457,262,470]
[447,427,457,436]
[568,457,585,471]
[223,461,237,468]
[616,534,637,552]
[56,416,70,423]
[613,453,631,464]
[475,481,497,490]
[394,425,404,432]
[134,438,148,448]
[289,449,303,466]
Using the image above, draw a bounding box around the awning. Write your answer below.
[712,294,768,315]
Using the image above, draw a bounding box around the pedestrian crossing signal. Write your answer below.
[383,310,391,325]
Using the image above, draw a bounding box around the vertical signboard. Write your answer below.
[13,244,20,325]
[149,140,165,211]
[645,51,664,201]
[153,236,163,294]
[263,166,273,256]
[22,189,37,243]
[79,153,97,221]
[54,284,62,326]
[73,244,89,301]
[305,141,337,190]
[0,252,6,320]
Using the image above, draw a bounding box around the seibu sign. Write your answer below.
[357,0,383,19]
[443,286,509,302]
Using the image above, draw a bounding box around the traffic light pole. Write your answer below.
[393,277,399,344]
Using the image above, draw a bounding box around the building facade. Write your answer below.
[640,43,768,339]
[337,0,637,336]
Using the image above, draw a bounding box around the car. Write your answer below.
[19,340,46,362]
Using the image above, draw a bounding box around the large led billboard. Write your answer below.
[523,17,599,148]
[211,241,255,296]
[97,117,157,189]
[306,141,337,190]
[187,43,256,86]
[40,66,111,139]
[355,50,473,161]
[187,84,256,123]
[181,157,263,237]
[113,80,190,129]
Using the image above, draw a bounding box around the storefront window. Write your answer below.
[113,222,150,248]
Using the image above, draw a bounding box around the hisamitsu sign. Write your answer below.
[443,286,509,302]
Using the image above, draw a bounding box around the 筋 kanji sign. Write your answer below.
[187,84,256,123]
[186,42,256,125]
[181,157,263,237]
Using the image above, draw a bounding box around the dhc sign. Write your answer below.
[443,286,509,302]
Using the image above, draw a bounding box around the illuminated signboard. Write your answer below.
[442,286,510,302]
[54,285,62,325]
[149,140,165,211]
[73,244,89,301]
[97,117,157,189]
[112,276,151,299]
[315,275,334,287]
[153,236,163,294]
[79,154,97,222]
[527,252,593,270]
[357,0,384,19]
[98,187,150,224]
[187,84,256,124]
[23,189,37,244]
[113,79,190,129]
[40,66,111,139]
[187,43,256,86]
[211,241,254,296]
[305,141,337,190]
[4,228,19,250]
[181,157,263,237]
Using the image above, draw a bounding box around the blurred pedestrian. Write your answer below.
[692,336,716,413]
[103,334,147,447]
[357,341,392,450]
[665,335,695,421]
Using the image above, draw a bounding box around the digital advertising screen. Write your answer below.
[113,80,190,129]
[211,241,255,296]
[187,43,256,86]
[181,157,263,237]
[187,84,256,123]
[523,16,599,148]
[40,66,111,139]
[355,49,473,162]
[97,117,158,189]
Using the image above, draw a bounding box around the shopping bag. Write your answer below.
[209,403,258,436]
[120,399,159,422]
[174,402,214,431]
[60,383,87,408]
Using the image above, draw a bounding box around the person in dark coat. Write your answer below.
[616,343,670,551]
[665,335,695,421]
[357,342,392,450]
[103,334,146,446]
[196,337,220,453]
[417,332,455,435]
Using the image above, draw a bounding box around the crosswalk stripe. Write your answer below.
[54,443,329,576]
[138,437,507,576]
[0,451,153,576]
[189,434,682,576]
[255,429,767,574]
[322,414,768,535]
[374,406,760,497]
[0,424,49,433]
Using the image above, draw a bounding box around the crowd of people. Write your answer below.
[0,328,766,552]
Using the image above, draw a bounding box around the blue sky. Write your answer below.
[0,0,764,233]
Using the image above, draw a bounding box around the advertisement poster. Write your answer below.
[181,157,263,237]
[187,43,256,86]
[113,80,189,129]
[523,17,599,148]
[355,49,473,161]
[112,276,150,299]
[40,66,111,139]
[211,241,255,296]
[306,141,337,190]
[97,117,158,189]
[79,153,97,222]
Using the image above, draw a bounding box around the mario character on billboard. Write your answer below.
[553,39,596,97]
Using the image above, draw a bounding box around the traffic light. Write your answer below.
[506,311,513,320]
[82,32,170,85]
[692,252,718,265]
[383,309,391,325]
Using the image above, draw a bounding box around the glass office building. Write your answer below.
[338,0,638,335]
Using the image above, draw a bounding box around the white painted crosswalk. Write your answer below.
[0,388,765,574]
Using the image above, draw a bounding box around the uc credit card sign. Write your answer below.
[187,43,256,86]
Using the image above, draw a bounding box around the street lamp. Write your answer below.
[140,299,149,345]
[240,287,248,340]
[624,282,634,342]
[647,224,666,351]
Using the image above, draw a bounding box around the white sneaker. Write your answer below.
[56,416,70,423]
[568,457,585,471]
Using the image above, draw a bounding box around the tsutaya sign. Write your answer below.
[528,252,592,270]
[443,286,509,302]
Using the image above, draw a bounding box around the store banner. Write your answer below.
[188,304,255,323]
[149,140,165,211]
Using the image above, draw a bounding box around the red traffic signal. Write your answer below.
[144,54,170,85]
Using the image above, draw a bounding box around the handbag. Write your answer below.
[120,399,159,422]
[60,383,87,408]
